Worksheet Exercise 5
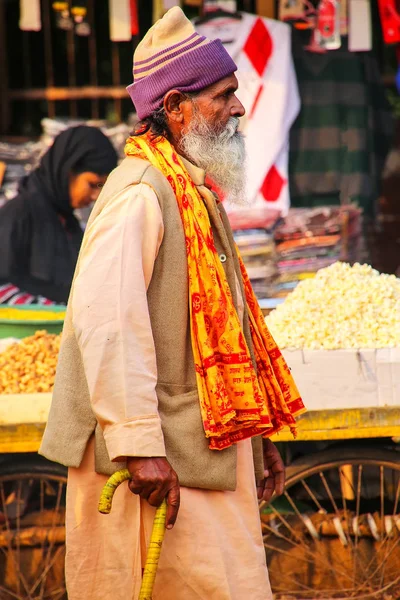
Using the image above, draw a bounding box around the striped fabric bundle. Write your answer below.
[0,283,55,305]
[272,205,363,298]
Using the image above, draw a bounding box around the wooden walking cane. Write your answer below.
[98,469,167,600]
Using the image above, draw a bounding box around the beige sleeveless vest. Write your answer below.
[39,156,264,491]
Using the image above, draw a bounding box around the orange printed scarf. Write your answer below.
[125,132,305,450]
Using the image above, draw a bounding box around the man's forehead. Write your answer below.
[201,73,239,96]
[164,74,238,102]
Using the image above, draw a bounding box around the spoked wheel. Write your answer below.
[260,447,400,599]
[0,457,67,600]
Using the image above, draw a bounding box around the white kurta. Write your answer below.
[65,160,272,600]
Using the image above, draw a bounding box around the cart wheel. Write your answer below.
[0,455,67,599]
[260,446,400,599]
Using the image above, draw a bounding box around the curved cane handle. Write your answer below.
[98,469,167,600]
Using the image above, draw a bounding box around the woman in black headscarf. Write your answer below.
[0,126,118,304]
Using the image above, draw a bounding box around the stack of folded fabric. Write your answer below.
[229,207,282,299]
[0,141,41,207]
[273,205,363,298]
[40,118,131,158]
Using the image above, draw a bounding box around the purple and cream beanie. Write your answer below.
[126,6,237,120]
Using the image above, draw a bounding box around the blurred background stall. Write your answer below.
[0,3,400,600]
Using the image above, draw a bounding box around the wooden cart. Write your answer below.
[1,369,400,599]
[262,347,400,600]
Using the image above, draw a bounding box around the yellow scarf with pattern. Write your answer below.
[125,132,305,450]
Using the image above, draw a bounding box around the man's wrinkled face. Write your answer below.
[183,73,245,133]
[179,74,247,204]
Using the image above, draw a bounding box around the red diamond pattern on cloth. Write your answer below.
[249,83,264,119]
[261,165,286,202]
[243,18,273,77]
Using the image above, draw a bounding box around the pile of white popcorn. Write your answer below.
[266,262,400,350]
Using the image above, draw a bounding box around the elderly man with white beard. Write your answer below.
[40,7,305,600]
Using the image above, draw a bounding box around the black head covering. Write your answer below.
[0,126,118,300]
[20,125,118,217]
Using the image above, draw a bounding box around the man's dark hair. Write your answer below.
[132,105,170,139]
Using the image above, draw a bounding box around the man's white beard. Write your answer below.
[180,113,247,205]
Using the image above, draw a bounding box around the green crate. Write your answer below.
[0,305,65,339]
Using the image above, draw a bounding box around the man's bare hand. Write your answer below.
[256,439,285,503]
[126,457,180,529]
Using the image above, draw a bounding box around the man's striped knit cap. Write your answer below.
[127,7,237,120]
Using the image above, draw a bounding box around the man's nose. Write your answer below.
[231,95,245,118]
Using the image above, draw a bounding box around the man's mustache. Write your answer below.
[219,118,241,139]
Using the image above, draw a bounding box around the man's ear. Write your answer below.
[163,90,187,124]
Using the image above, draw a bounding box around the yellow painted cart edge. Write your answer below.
[0,393,399,451]
[271,407,400,442]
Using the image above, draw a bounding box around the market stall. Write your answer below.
[261,262,400,599]
[0,1,399,599]
[1,260,400,599]
[0,307,66,599]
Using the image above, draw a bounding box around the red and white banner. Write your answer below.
[196,13,300,216]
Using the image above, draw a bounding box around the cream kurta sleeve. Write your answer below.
[71,182,165,461]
